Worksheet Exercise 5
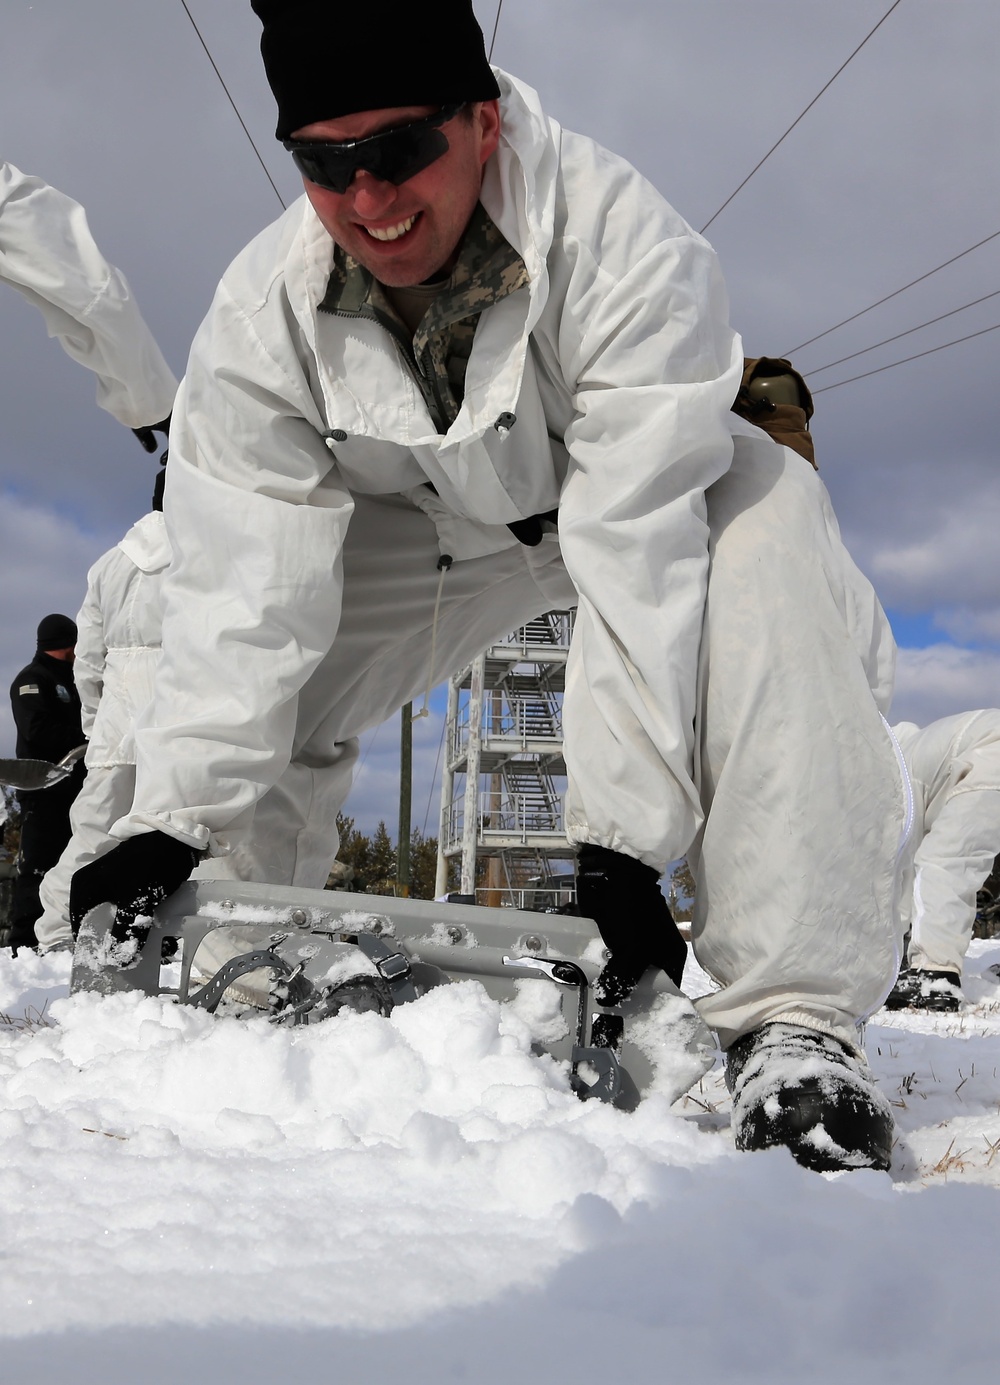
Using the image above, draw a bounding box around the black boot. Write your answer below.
[883,968,962,1012]
[575,844,687,1004]
[7,869,42,957]
[70,832,199,968]
[727,1022,893,1173]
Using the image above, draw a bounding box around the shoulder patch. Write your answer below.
[18,684,40,695]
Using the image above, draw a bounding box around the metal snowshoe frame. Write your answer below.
[71,879,715,1109]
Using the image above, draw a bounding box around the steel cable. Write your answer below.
[700,0,903,234]
[812,320,1000,393]
[806,288,1000,375]
[179,0,286,211]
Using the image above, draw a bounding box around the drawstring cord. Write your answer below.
[413,554,453,721]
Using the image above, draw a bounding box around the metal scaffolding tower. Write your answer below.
[435,611,576,911]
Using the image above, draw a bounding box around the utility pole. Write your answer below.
[397,702,412,896]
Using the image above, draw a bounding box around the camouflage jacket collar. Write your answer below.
[318,201,529,358]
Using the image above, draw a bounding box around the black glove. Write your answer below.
[576,844,687,1003]
[131,415,171,454]
[70,831,198,959]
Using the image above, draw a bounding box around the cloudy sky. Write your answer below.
[2,0,998,833]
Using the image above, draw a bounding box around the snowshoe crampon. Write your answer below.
[71,880,715,1108]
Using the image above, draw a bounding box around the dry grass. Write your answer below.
[929,1139,972,1177]
[0,1000,55,1032]
[680,1075,726,1115]
[681,1092,719,1114]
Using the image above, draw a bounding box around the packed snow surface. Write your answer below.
[4,943,1000,1382]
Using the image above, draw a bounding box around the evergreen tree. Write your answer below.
[409,829,447,899]
[333,812,373,891]
[330,817,455,899]
[367,821,397,895]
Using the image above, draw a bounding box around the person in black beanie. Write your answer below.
[257,0,500,140]
[73,0,906,1172]
[7,615,86,953]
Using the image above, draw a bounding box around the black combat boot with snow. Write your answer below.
[883,967,962,1012]
[726,1022,893,1173]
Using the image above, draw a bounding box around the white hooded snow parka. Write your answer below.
[122,72,744,871]
[75,511,171,768]
[35,511,172,949]
[893,711,1000,974]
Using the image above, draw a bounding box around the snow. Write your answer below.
[4,943,1000,1382]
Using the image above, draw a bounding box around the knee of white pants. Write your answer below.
[707,437,894,712]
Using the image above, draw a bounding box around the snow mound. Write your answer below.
[0,960,717,1340]
[4,944,1000,1382]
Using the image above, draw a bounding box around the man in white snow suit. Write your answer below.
[33,471,172,952]
[0,162,177,450]
[34,464,307,950]
[1,162,176,946]
[884,711,1000,1010]
[72,0,907,1173]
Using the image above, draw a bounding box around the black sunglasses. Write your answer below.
[283,103,465,194]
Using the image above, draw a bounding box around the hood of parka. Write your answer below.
[293,69,560,448]
[479,70,559,331]
[118,510,171,574]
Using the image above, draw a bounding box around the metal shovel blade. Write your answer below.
[0,744,87,790]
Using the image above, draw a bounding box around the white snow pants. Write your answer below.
[902,712,1000,976]
[213,436,906,1050]
[690,437,906,1047]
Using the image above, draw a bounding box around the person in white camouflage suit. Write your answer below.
[887,711,1000,1010]
[71,0,908,1174]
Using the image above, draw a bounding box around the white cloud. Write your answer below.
[868,492,1000,618]
[935,610,1000,645]
[0,490,111,755]
[889,644,1000,727]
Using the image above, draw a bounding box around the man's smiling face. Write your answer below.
[293,101,500,287]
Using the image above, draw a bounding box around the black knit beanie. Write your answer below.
[251,0,501,140]
[37,613,77,651]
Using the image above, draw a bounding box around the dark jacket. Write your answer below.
[10,651,85,764]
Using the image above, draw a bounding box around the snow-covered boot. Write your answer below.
[883,967,962,1012]
[726,1022,893,1173]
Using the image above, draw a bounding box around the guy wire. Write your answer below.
[179,0,286,211]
